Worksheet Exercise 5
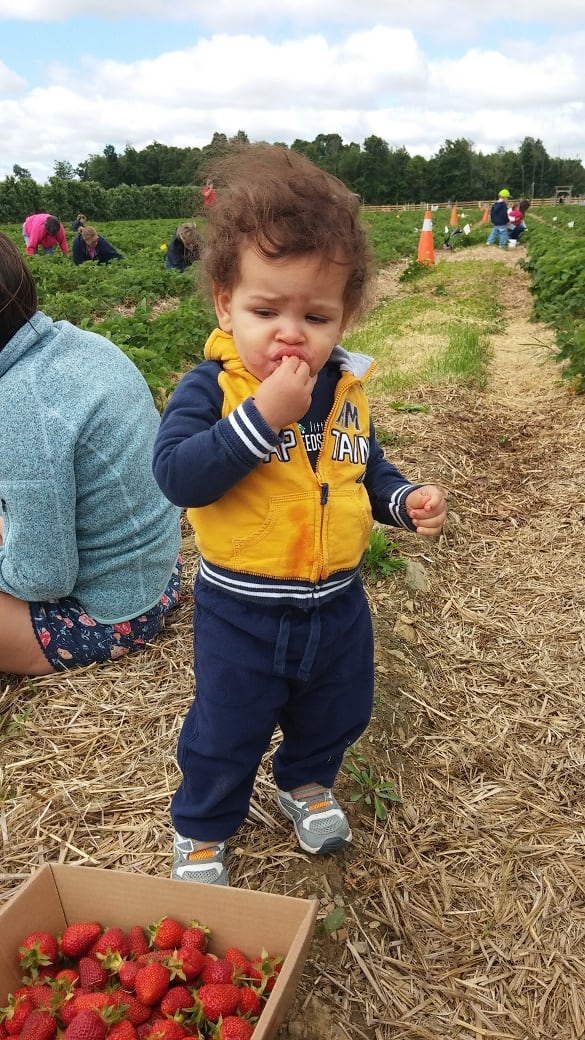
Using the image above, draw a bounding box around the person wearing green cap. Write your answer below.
[487,190,511,247]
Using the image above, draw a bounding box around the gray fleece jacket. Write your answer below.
[0,312,181,622]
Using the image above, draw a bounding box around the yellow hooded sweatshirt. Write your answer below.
[187,330,376,592]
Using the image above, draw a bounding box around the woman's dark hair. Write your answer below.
[0,232,38,350]
[44,216,61,237]
[518,198,531,214]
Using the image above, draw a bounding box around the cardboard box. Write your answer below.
[0,864,317,1040]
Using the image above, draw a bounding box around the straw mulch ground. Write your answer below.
[1,247,584,1040]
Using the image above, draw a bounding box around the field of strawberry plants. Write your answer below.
[0,220,215,402]
[3,204,583,398]
[0,207,492,401]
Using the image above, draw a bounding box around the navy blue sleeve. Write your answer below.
[364,421,419,530]
[166,234,185,271]
[152,361,281,508]
[72,236,85,265]
[97,237,122,263]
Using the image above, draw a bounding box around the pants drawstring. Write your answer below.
[274,611,291,675]
[273,608,321,681]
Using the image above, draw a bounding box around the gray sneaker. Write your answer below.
[171,833,228,885]
[277,784,352,854]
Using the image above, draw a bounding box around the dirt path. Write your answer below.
[447,243,557,402]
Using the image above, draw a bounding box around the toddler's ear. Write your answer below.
[213,284,233,332]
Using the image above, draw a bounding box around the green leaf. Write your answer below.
[323,907,346,934]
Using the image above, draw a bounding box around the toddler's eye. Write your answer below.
[306,314,328,324]
[255,309,275,318]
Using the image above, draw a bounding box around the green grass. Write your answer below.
[422,322,492,389]
[346,257,507,394]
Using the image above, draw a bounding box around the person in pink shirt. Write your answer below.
[507,198,531,244]
[22,213,69,256]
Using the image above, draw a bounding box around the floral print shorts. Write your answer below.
[29,557,182,671]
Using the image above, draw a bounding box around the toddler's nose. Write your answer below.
[277,319,304,343]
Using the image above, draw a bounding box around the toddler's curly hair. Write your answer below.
[200,144,373,323]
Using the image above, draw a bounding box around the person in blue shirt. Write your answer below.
[165,223,200,272]
[0,231,182,676]
[73,225,123,265]
[487,189,511,248]
[70,213,87,232]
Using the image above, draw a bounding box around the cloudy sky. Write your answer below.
[1,1,584,184]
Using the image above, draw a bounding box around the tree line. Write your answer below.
[2,132,584,225]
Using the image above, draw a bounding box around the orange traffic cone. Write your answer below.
[481,205,490,224]
[417,210,435,266]
[449,203,458,227]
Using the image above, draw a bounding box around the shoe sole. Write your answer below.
[171,866,228,885]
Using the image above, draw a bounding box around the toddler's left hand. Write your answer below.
[405,484,447,536]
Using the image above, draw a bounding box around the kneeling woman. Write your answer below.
[0,232,182,675]
[73,225,123,265]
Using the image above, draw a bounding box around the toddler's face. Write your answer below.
[214,246,348,382]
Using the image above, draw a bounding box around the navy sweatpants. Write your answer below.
[171,573,374,841]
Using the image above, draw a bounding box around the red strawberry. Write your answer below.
[108,994,150,1027]
[55,969,79,990]
[181,924,209,955]
[127,928,149,960]
[61,924,103,961]
[18,933,60,971]
[35,968,60,983]
[224,948,251,978]
[90,929,130,962]
[248,951,282,993]
[60,991,90,1027]
[158,986,194,1019]
[71,993,113,1017]
[148,919,184,952]
[141,1022,187,1040]
[19,1010,58,1040]
[199,956,234,986]
[107,1023,138,1040]
[134,964,171,1007]
[221,952,249,973]
[135,952,171,968]
[167,948,204,984]
[63,1010,107,1040]
[236,987,262,1020]
[117,960,140,991]
[195,984,240,1023]
[9,987,31,1002]
[2,994,35,1035]
[214,1018,254,1040]
[24,985,54,1012]
[78,958,109,992]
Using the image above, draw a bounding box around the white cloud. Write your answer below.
[1,0,584,29]
[0,59,26,93]
[431,48,582,108]
[1,16,585,182]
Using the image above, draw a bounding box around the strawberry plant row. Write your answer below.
[521,206,585,391]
